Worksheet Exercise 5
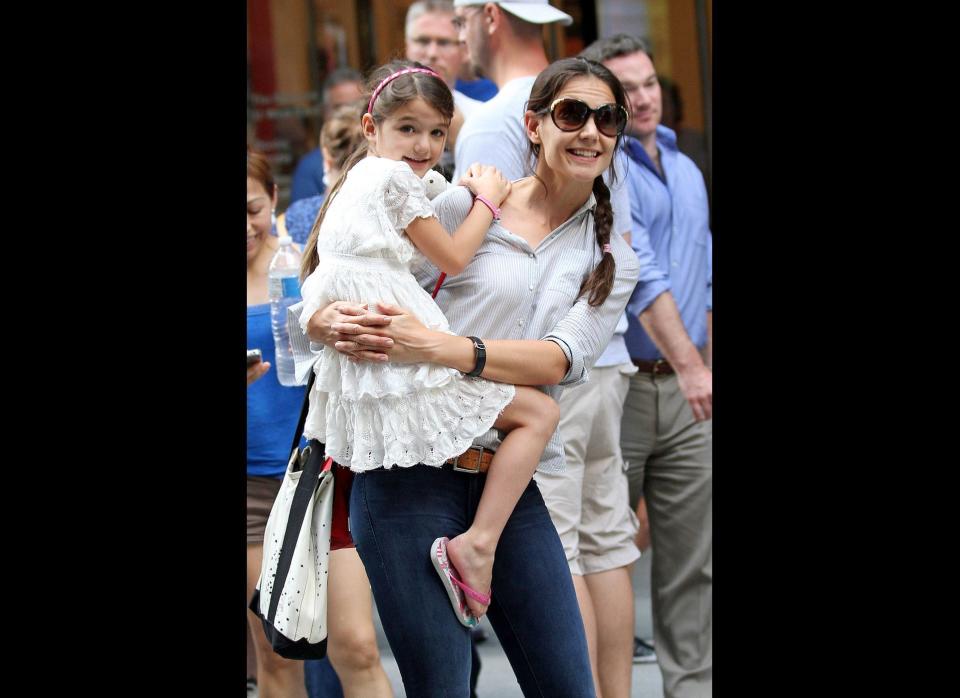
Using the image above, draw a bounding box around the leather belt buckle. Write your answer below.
[451,446,484,474]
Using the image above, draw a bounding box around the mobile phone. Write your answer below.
[247,349,263,367]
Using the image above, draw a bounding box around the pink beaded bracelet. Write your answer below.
[473,194,501,221]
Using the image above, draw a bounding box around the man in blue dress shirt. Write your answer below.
[583,35,713,698]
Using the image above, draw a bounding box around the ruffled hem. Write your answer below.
[303,378,515,472]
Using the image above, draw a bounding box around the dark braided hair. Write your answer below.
[587,175,615,306]
[525,57,629,306]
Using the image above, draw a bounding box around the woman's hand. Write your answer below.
[246,360,271,386]
[331,301,441,364]
[306,301,395,357]
[459,163,512,208]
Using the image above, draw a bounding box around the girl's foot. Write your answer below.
[445,532,494,618]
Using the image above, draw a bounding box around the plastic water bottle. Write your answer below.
[268,235,302,386]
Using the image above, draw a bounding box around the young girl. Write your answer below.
[297,60,559,625]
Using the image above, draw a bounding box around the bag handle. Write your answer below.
[288,369,315,457]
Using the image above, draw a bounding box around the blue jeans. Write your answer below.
[351,464,595,697]
[304,657,343,698]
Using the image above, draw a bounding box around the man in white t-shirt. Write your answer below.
[451,0,572,182]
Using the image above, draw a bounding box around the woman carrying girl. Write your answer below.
[297,60,560,625]
[300,57,640,696]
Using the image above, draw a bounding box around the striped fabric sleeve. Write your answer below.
[543,235,640,387]
[287,300,321,385]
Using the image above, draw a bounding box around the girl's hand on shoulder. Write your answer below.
[459,163,512,208]
[458,164,482,196]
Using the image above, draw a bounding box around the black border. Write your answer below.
[91,5,245,688]
[84,1,889,691]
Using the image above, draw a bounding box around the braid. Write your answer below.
[578,175,616,307]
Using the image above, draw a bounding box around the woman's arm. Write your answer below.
[315,243,638,386]
[458,338,569,385]
[325,301,569,385]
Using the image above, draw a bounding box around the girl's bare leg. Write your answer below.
[446,386,559,617]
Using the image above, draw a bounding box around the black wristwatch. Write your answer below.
[465,336,486,377]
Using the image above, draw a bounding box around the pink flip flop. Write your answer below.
[430,537,491,628]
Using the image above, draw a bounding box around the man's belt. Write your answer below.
[632,358,675,375]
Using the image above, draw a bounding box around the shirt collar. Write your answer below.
[623,124,679,163]
[656,124,678,151]
[623,137,659,179]
[623,128,677,185]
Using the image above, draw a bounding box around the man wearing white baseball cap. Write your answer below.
[450,0,571,183]
[455,0,572,25]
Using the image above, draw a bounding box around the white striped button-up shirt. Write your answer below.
[416,186,638,471]
[290,185,639,472]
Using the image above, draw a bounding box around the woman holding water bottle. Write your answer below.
[247,147,394,697]
[246,146,310,696]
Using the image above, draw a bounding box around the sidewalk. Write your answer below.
[373,551,663,697]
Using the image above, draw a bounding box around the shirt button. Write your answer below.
[528,253,534,258]
[672,261,679,267]
[528,283,534,290]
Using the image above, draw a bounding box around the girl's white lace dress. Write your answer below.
[298,156,515,472]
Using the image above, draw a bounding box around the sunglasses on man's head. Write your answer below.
[544,97,628,138]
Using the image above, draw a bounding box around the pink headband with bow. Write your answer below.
[367,67,444,115]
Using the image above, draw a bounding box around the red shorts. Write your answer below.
[330,464,355,550]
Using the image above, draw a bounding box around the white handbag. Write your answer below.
[249,372,334,659]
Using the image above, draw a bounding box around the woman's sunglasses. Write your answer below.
[544,97,628,138]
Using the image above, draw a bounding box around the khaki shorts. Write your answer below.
[535,364,641,576]
[246,475,282,545]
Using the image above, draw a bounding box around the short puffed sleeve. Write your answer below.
[381,162,437,232]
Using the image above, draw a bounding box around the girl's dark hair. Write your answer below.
[300,60,454,281]
[526,57,630,307]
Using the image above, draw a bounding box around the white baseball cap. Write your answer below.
[453,0,573,27]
